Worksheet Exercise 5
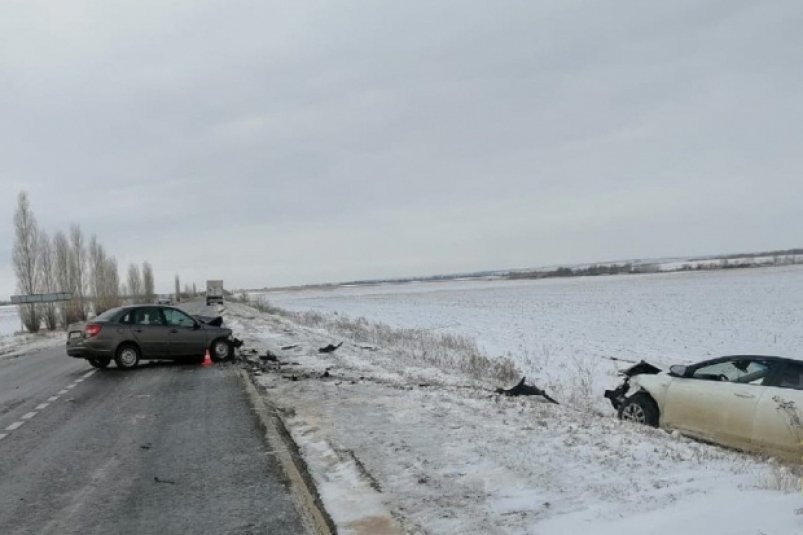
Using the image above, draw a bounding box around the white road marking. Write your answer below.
[0,370,98,441]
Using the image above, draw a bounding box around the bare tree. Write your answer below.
[12,192,40,332]
[127,263,142,301]
[142,262,155,303]
[88,235,105,313]
[99,256,121,311]
[174,273,181,303]
[38,231,58,330]
[69,224,87,320]
[192,282,197,297]
[52,231,74,327]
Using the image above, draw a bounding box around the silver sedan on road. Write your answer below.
[66,304,234,369]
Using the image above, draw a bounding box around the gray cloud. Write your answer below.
[2,0,802,296]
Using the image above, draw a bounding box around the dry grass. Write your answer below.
[257,298,519,385]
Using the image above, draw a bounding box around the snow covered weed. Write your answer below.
[259,299,519,384]
[756,463,802,494]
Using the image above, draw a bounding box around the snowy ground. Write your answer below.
[224,293,803,535]
[0,305,64,359]
[257,265,803,412]
[0,305,21,337]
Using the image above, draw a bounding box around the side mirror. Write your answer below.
[193,322,201,330]
[669,365,688,378]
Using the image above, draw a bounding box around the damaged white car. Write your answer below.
[605,355,803,461]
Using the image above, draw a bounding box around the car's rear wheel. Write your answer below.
[210,339,232,362]
[618,393,659,427]
[114,344,140,369]
[88,357,111,369]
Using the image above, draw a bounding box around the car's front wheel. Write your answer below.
[114,344,140,369]
[87,357,111,369]
[210,339,232,362]
[618,393,659,427]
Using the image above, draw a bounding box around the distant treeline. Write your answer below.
[254,247,803,293]
[509,248,802,281]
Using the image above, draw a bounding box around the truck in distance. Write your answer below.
[206,280,224,306]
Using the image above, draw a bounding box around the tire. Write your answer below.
[88,357,111,369]
[114,344,140,369]
[210,339,232,362]
[618,393,659,427]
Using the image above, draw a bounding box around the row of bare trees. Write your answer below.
[11,192,157,333]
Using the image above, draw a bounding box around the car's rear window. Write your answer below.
[95,307,123,322]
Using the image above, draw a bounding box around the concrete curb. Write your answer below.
[237,368,336,535]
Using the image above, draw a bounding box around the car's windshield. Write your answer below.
[692,359,771,384]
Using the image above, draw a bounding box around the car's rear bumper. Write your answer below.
[66,340,113,359]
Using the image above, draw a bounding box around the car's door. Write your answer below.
[162,308,206,358]
[662,357,775,449]
[127,307,171,357]
[751,360,803,460]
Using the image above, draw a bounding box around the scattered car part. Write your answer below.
[319,342,343,353]
[496,377,559,404]
[260,350,279,362]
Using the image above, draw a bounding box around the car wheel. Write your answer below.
[210,339,232,362]
[88,357,111,369]
[114,344,140,369]
[618,393,659,427]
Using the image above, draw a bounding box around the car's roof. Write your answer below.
[701,354,803,364]
[118,304,180,309]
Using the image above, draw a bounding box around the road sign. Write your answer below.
[10,292,73,304]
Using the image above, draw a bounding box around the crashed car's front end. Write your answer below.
[604,360,662,411]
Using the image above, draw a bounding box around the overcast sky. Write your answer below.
[2,0,802,296]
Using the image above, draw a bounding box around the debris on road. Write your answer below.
[318,342,343,353]
[153,477,176,485]
[496,377,559,404]
[140,443,152,450]
[281,344,300,350]
[259,350,279,362]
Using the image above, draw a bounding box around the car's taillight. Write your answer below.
[85,323,102,338]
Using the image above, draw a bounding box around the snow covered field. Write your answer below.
[0,305,20,337]
[225,272,803,534]
[0,305,63,359]
[259,265,803,412]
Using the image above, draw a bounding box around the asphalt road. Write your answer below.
[0,339,307,534]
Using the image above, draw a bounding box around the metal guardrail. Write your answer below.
[10,292,73,304]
